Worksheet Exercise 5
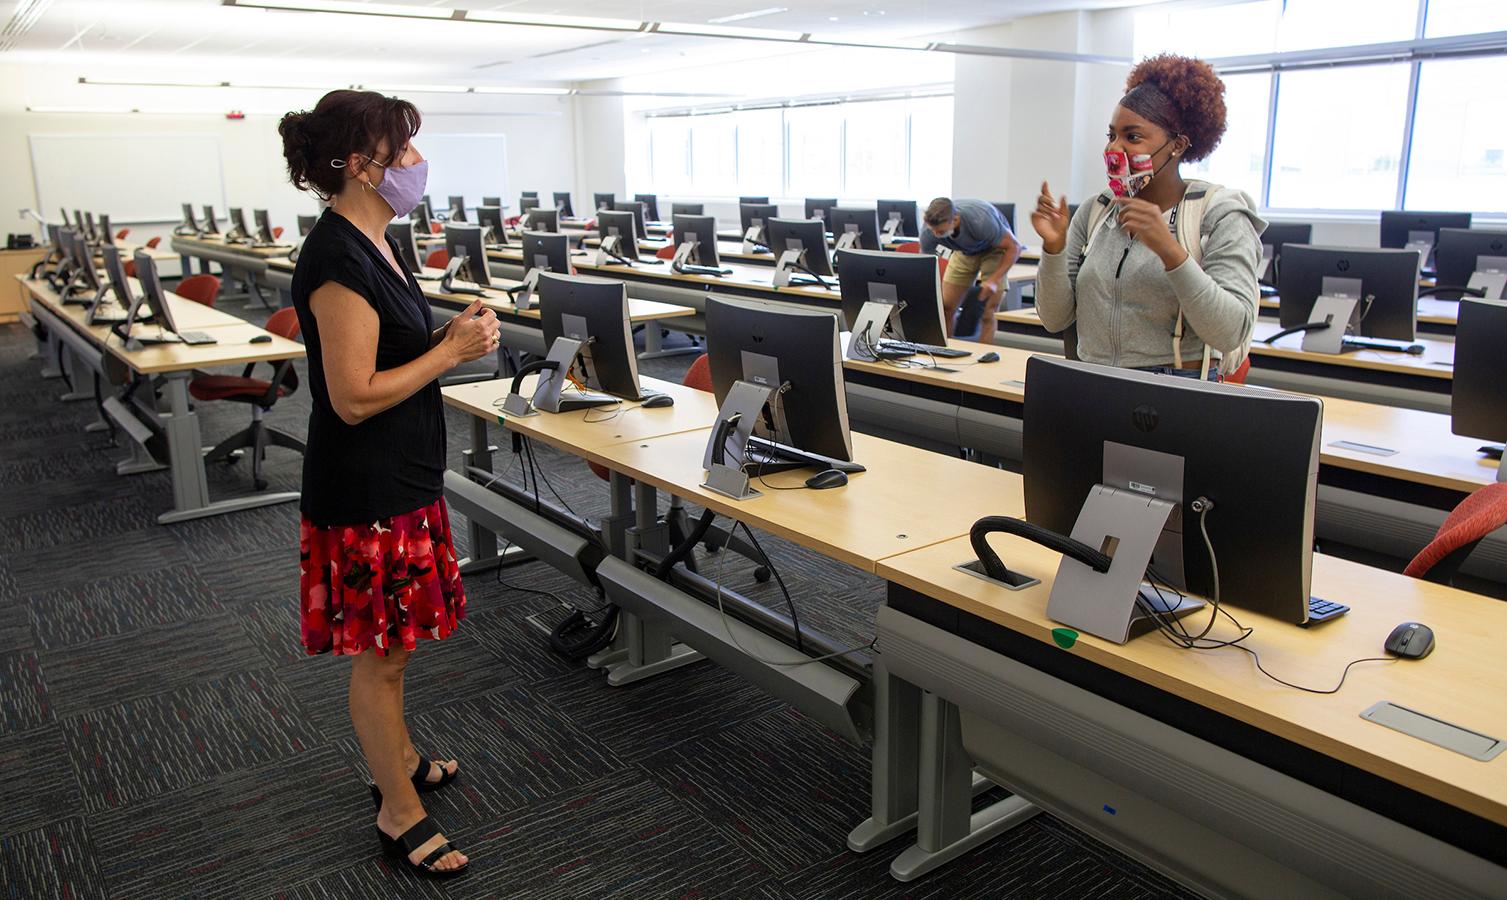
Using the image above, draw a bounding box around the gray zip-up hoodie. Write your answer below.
[1036,186,1266,369]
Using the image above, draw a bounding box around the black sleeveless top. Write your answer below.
[290,209,444,527]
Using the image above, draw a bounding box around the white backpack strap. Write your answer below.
[1078,191,1117,262]
[1168,181,1223,375]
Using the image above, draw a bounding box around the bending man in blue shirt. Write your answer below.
[919,197,1023,345]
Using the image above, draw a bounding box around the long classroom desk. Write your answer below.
[17,274,306,523]
[1259,292,1461,334]
[838,339,1505,581]
[439,372,1507,897]
[170,233,292,307]
[995,306,1455,413]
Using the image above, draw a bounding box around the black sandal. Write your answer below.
[410,753,458,793]
[376,816,469,879]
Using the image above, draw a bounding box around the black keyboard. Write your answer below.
[1343,337,1424,354]
[677,264,731,276]
[879,340,971,359]
[1303,596,1349,626]
[179,331,218,345]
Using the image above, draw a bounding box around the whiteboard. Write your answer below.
[29,133,226,224]
[419,133,509,211]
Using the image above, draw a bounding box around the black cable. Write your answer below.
[735,520,803,653]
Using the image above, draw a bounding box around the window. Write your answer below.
[909,95,954,202]
[1183,72,1269,200]
[1267,64,1411,210]
[1275,0,1419,52]
[1423,0,1507,38]
[844,98,909,200]
[784,104,843,198]
[1405,58,1507,212]
[648,117,691,196]
[1133,0,1279,61]
[688,113,737,197]
[736,108,783,198]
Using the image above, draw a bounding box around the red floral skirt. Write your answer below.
[299,498,467,656]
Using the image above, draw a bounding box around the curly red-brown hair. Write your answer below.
[1123,54,1226,163]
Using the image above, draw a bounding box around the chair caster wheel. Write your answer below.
[704,541,721,554]
[754,566,771,583]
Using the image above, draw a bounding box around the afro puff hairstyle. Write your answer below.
[1123,54,1227,163]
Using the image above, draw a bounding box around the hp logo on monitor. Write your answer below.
[1336,258,1351,272]
[1132,404,1158,432]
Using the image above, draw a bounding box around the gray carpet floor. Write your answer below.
[0,284,1200,899]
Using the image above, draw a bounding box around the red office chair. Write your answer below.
[895,241,921,253]
[176,274,221,307]
[655,242,676,260]
[272,226,284,239]
[124,259,137,278]
[1404,483,1507,586]
[586,354,768,580]
[430,222,444,235]
[425,248,449,269]
[115,228,130,241]
[190,308,306,491]
[1223,357,1251,385]
[146,236,162,249]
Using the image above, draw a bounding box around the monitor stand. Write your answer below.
[501,335,615,416]
[440,257,485,296]
[1466,261,1507,301]
[834,231,860,252]
[1045,484,1204,644]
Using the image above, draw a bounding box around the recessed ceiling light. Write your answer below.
[707,7,788,24]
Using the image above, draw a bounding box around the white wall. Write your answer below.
[0,63,576,246]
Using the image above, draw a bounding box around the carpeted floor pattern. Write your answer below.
[0,285,1201,899]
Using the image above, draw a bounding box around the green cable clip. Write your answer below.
[1051,627,1079,650]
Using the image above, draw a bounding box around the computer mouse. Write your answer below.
[805,469,848,490]
[1404,343,1426,355]
[249,334,273,344]
[641,394,675,409]
[978,351,1000,363]
[1384,621,1435,659]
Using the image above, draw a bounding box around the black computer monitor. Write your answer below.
[990,202,1016,233]
[1380,211,1471,269]
[1452,299,1507,466]
[593,192,615,212]
[520,196,541,214]
[423,194,434,215]
[1068,203,1080,222]
[475,205,509,246]
[835,247,946,346]
[133,251,183,336]
[1278,245,1419,342]
[54,228,81,284]
[633,194,660,222]
[202,205,220,235]
[444,223,491,287]
[1435,228,1507,298]
[99,214,114,246]
[738,196,769,205]
[525,209,559,233]
[228,207,252,241]
[482,195,501,208]
[766,218,834,277]
[180,203,200,233]
[81,211,94,242]
[253,209,276,243]
[738,203,778,242]
[100,243,137,308]
[671,202,704,216]
[553,192,575,218]
[876,199,919,238]
[297,214,318,236]
[804,197,837,224]
[597,210,642,261]
[537,272,644,399]
[522,231,571,277]
[672,214,721,268]
[1260,222,1313,285]
[64,230,102,297]
[447,195,466,223]
[705,296,857,470]
[412,201,434,237]
[828,207,882,250]
[1024,355,1322,624]
[611,200,650,240]
[387,221,423,274]
[60,207,72,227]
[521,191,538,200]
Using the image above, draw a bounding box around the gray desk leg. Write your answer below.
[40,326,63,379]
[586,472,637,671]
[155,372,300,524]
[457,416,532,575]
[199,257,211,275]
[85,373,110,433]
[605,479,703,686]
[1002,280,1026,312]
[849,657,923,851]
[889,691,1041,882]
[59,345,92,402]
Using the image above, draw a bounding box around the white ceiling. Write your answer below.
[0,0,1157,88]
